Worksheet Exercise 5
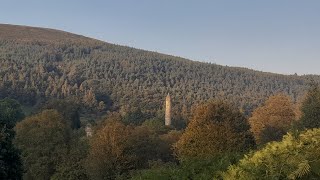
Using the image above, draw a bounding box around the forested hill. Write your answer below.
[0,24,318,116]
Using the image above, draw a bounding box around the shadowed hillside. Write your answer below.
[0,24,318,117]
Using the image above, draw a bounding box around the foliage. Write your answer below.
[0,98,24,180]
[142,117,166,133]
[249,94,296,145]
[158,130,182,162]
[223,128,320,180]
[85,119,163,179]
[131,153,243,180]
[299,85,320,129]
[174,101,255,160]
[51,130,89,180]
[14,110,70,180]
[41,99,81,129]
[122,108,146,126]
[0,98,25,129]
[0,126,23,180]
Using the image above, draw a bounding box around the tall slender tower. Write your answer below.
[165,93,172,126]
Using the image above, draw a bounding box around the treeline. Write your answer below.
[1,85,320,179]
[1,24,320,117]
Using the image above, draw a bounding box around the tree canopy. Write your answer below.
[223,128,320,180]
[85,119,164,179]
[14,110,70,180]
[300,85,320,129]
[0,98,24,180]
[174,101,255,159]
[249,94,296,145]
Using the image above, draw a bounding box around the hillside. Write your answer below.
[0,24,317,117]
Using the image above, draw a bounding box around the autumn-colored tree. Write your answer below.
[83,88,98,109]
[249,94,296,145]
[174,100,254,160]
[300,85,320,129]
[14,110,70,180]
[85,119,162,179]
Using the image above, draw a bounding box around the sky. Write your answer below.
[1,0,320,75]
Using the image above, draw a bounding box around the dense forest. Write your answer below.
[1,86,320,179]
[1,24,319,118]
[1,24,320,179]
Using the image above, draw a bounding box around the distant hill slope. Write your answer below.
[0,24,94,42]
[0,24,318,116]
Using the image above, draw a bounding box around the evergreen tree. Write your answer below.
[300,85,320,129]
[0,98,24,180]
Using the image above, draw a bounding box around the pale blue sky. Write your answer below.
[1,0,320,75]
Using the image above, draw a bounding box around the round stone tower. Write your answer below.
[165,93,171,126]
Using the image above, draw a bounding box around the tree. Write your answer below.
[132,153,243,180]
[85,119,162,179]
[142,117,167,134]
[174,100,255,160]
[249,94,296,145]
[0,98,25,129]
[14,110,70,180]
[51,130,89,180]
[0,98,24,180]
[0,126,23,180]
[122,108,145,126]
[156,130,182,163]
[300,85,320,129]
[42,99,81,129]
[223,128,320,180]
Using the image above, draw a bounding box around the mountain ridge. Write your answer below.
[0,23,312,76]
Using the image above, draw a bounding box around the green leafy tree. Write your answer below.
[42,99,81,129]
[174,100,255,160]
[223,128,320,180]
[131,154,243,180]
[142,117,167,134]
[14,110,70,180]
[300,85,320,129]
[0,98,25,129]
[51,130,89,180]
[0,127,23,180]
[0,98,24,180]
[122,108,145,126]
